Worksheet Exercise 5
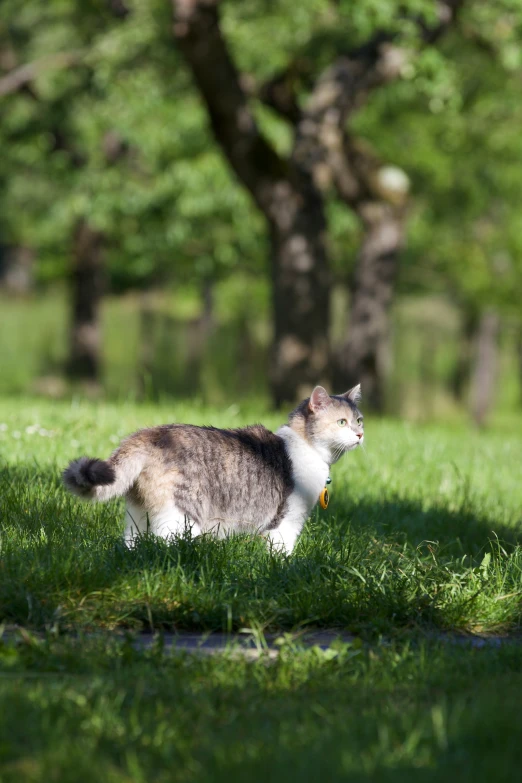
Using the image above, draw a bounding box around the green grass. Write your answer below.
[2,632,522,782]
[1,397,522,781]
[1,397,521,636]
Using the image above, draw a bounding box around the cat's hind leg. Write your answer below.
[124,499,150,546]
[149,505,202,541]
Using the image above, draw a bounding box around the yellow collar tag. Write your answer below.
[319,487,329,510]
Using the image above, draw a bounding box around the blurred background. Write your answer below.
[1,0,521,425]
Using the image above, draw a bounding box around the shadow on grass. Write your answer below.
[329,491,522,557]
[1,634,522,782]
[1,464,521,634]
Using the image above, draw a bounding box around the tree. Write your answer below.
[172,0,330,405]
[351,8,522,421]
[2,0,522,414]
[0,1,130,386]
[331,138,409,409]
[469,310,500,427]
[67,219,106,386]
[172,0,464,406]
[0,0,266,391]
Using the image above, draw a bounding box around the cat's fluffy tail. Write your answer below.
[63,450,144,502]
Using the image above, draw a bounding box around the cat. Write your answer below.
[62,385,364,554]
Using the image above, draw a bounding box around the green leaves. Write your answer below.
[2,0,522,307]
[0,0,264,288]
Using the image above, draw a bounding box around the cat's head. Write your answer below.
[289,385,364,464]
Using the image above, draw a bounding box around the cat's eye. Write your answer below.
[337,419,347,427]
[357,417,363,425]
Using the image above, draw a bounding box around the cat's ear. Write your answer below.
[342,384,362,405]
[309,386,331,413]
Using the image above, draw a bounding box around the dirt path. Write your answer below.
[4,626,519,660]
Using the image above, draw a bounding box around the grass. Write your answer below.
[1,397,521,636]
[1,396,522,781]
[2,632,522,783]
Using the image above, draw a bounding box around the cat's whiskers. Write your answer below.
[330,442,341,462]
[331,440,346,463]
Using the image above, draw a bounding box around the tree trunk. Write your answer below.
[269,187,330,405]
[173,1,459,406]
[336,201,405,410]
[257,9,461,410]
[184,277,216,396]
[518,327,522,408]
[67,219,105,385]
[201,276,214,335]
[172,0,330,406]
[0,244,35,294]
[470,309,500,427]
[451,310,477,402]
[137,293,155,399]
[291,100,408,411]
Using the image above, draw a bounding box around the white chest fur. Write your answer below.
[268,426,329,554]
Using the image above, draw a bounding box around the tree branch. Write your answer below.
[257,63,302,124]
[0,0,133,98]
[275,2,464,201]
[172,0,289,216]
[261,1,464,121]
[0,52,84,97]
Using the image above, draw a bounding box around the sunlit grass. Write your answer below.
[1,397,521,636]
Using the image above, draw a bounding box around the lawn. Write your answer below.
[1,397,522,781]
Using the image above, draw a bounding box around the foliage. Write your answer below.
[0,0,265,289]
[351,6,522,316]
[2,0,521,302]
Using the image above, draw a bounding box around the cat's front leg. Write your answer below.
[266,492,310,555]
[266,519,302,555]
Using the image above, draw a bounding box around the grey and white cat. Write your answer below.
[63,385,364,554]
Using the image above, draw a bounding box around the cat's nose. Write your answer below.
[356,432,363,439]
